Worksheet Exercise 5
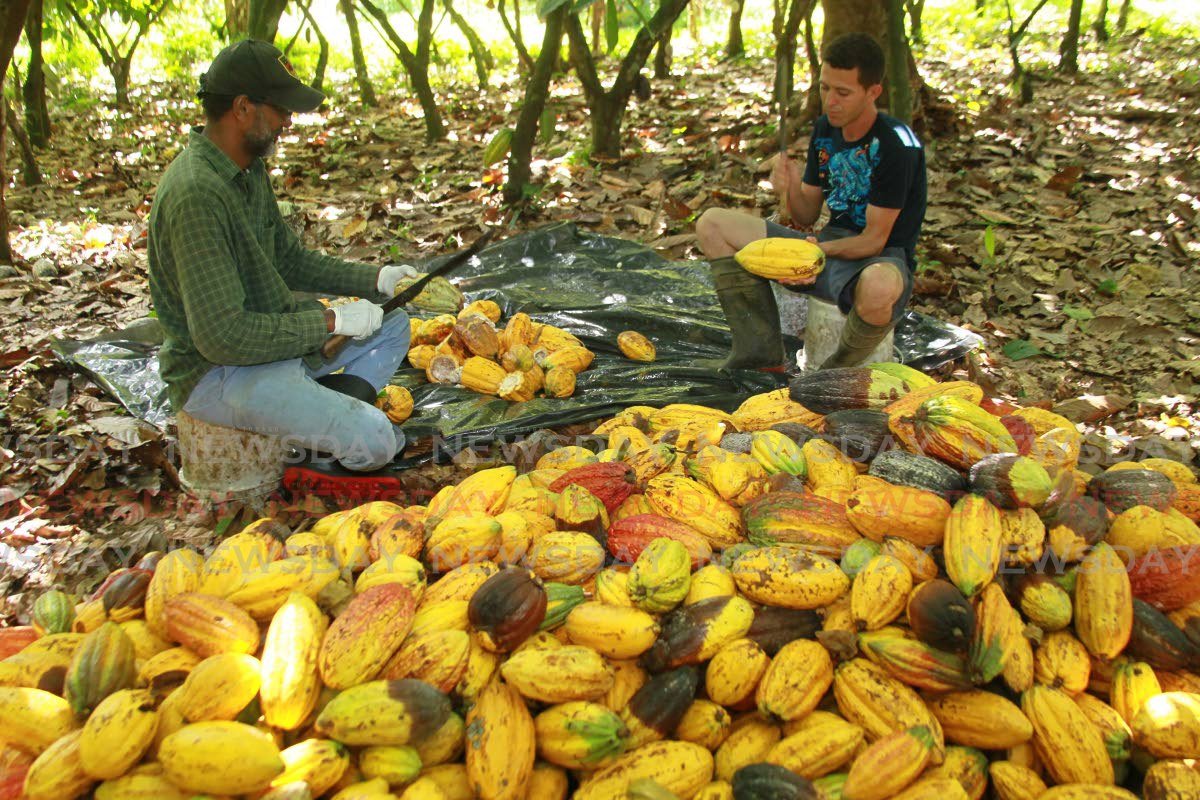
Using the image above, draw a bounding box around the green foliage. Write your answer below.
[913,256,941,274]
[605,0,619,51]
[1063,305,1094,322]
[153,20,224,82]
[1002,339,1045,360]
[34,26,102,79]
[1128,0,1200,36]
[565,142,594,165]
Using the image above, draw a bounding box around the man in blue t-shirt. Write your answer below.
[695,32,927,370]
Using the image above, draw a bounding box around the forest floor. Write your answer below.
[0,25,1198,620]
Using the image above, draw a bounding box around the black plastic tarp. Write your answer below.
[52,223,981,451]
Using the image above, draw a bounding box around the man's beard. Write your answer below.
[245,114,281,160]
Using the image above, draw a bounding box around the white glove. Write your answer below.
[377,264,420,297]
[332,300,384,340]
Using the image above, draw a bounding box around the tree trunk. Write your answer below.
[801,6,820,120]
[1004,0,1050,105]
[818,0,922,121]
[498,0,534,73]
[297,1,328,91]
[6,98,39,185]
[884,0,911,122]
[688,0,700,40]
[1059,0,1083,73]
[444,0,493,88]
[340,0,376,105]
[407,67,443,141]
[504,5,566,205]
[358,0,444,140]
[248,0,288,41]
[565,0,691,160]
[904,0,924,42]
[512,0,530,66]
[21,0,49,147]
[64,0,169,107]
[0,0,33,265]
[110,54,132,107]
[820,0,887,57]
[725,0,745,57]
[225,0,249,37]
[773,0,810,136]
[1091,0,1108,41]
[1116,0,1129,32]
[587,94,625,160]
[0,94,9,266]
[654,27,672,77]
[1009,40,1031,103]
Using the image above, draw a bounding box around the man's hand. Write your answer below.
[775,235,821,287]
[770,152,803,204]
[776,274,818,287]
[377,264,420,297]
[331,300,384,340]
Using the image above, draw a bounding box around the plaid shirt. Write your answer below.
[148,128,380,410]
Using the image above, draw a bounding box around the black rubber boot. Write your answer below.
[820,308,896,369]
[700,255,786,370]
[312,372,402,471]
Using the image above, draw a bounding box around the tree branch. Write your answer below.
[565,13,603,101]
[128,0,173,57]
[497,0,533,72]
[612,0,689,93]
[415,0,436,63]
[64,2,115,65]
[1014,0,1051,41]
[356,0,420,70]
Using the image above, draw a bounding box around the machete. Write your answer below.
[321,229,495,360]
[777,47,793,226]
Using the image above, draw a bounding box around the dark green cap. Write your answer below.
[198,39,324,113]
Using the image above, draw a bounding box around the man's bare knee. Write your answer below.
[854,263,905,323]
[695,209,733,257]
[695,208,766,259]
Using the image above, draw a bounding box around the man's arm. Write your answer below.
[272,203,382,299]
[274,221,382,298]
[818,204,901,260]
[169,193,331,365]
[788,181,824,228]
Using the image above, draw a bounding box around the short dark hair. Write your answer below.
[822,33,885,88]
[200,92,238,122]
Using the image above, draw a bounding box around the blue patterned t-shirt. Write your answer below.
[802,112,927,266]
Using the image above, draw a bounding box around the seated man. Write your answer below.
[696,32,927,370]
[149,39,415,471]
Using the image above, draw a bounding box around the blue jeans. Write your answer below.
[182,309,410,471]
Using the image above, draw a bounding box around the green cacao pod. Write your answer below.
[64,621,136,716]
[628,538,692,614]
[32,590,76,635]
[483,127,515,166]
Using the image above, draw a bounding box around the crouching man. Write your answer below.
[696,32,927,370]
[149,39,416,471]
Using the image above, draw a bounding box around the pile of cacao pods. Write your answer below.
[2,362,1200,800]
[402,299,655,404]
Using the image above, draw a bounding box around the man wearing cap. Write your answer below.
[149,39,416,473]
